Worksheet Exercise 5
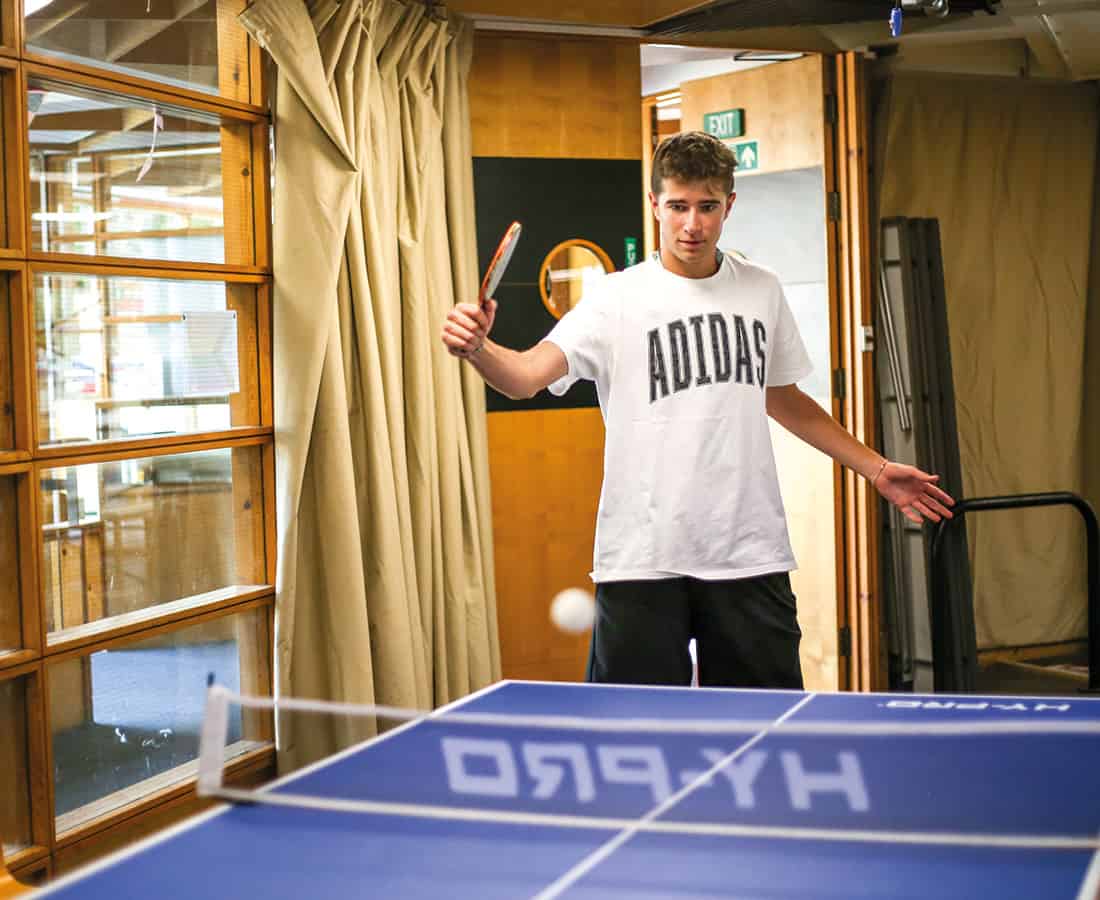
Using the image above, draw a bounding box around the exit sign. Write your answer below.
[703,108,745,140]
[731,140,760,173]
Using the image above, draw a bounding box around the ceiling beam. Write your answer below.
[104,0,208,62]
[27,0,212,62]
[638,25,842,52]
[880,15,1026,44]
[76,107,154,152]
[33,108,216,134]
[25,0,89,42]
[112,22,215,65]
[106,148,218,172]
[33,107,151,132]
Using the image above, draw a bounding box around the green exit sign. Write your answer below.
[731,140,760,173]
[703,108,745,140]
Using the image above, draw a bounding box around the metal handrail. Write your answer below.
[930,492,1098,693]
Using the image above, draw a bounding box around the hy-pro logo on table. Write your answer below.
[440,739,869,810]
[882,700,1074,713]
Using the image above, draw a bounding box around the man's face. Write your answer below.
[649,177,736,278]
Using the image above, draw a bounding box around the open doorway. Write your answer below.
[640,46,840,691]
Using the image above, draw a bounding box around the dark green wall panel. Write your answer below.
[473,157,643,413]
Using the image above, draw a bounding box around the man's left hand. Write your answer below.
[875,462,955,524]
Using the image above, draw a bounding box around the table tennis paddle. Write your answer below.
[479,221,522,307]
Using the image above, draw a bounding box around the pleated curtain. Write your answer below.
[874,73,1098,652]
[239,0,499,772]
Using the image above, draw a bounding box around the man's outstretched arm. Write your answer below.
[765,382,955,524]
[441,299,568,400]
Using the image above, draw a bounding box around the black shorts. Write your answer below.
[585,573,804,690]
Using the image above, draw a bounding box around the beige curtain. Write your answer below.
[239,0,499,772]
[874,73,1098,650]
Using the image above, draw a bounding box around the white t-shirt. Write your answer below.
[544,252,812,583]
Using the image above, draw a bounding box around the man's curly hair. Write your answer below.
[651,131,738,196]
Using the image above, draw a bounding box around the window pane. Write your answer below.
[41,446,267,639]
[28,79,254,266]
[24,0,252,102]
[0,675,33,857]
[0,475,22,655]
[50,605,272,834]
[35,272,260,446]
[0,273,13,449]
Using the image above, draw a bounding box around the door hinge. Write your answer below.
[827,191,842,221]
[832,368,847,400]
[824,94,838,126]
[839,625,852,658]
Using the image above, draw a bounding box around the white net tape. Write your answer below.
[200,687,1100,740]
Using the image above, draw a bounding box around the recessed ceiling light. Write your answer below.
[732,50,804,62]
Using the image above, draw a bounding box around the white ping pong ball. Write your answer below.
[550,588,596,634]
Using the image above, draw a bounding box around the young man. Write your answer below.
[442,131,953,689]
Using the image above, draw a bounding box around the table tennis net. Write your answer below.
[196,686,1100,853]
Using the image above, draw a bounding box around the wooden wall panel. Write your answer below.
[471,31,641,683]
[487,408,603,680]
[772,426,838,691]
[506,656,588,683]
[679,55,825,177]
[470,34,641,160]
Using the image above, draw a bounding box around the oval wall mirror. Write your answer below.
[538,239,615,319]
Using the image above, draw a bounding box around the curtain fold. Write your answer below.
[444,15,500,691]
[873,73,1098,650]
[240,0,499,772]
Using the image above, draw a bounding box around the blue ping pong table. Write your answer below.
[37,680,1100,899]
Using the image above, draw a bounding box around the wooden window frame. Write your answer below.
[0,0,20,60]
[0,1,276,878]
[0,261,32,458]
[52,727,272,876]
[0,462,40,672]
[22,62,270,275]
[0,661,51,872]
[20,0,265,114]
[1,59,28,258]
[0,265,37,672]
[826,52,881,692]
[35,435,273,654]
[43,597,274,848]
[27,263,270,457]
